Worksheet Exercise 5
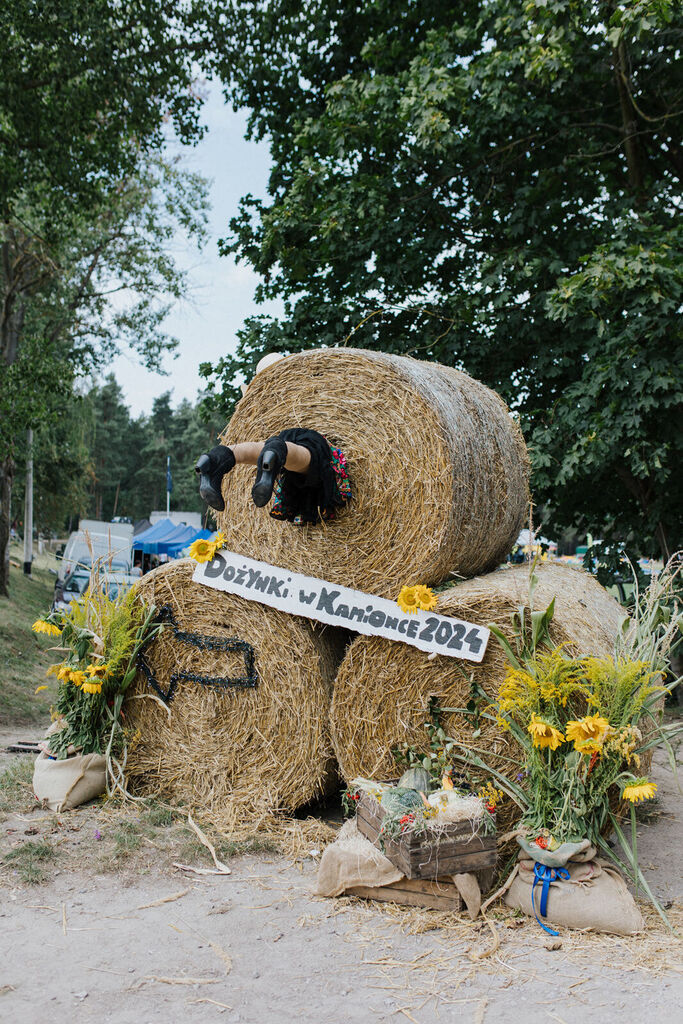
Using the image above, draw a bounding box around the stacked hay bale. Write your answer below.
[216,348,530,598]
[330,563,626,830]
[124,560,344,821]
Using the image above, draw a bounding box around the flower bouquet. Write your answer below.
[31,569,162,810]
[434,556,682,926]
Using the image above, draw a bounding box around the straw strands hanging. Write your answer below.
[216,348,530,599]
[330,563,625,829]
[124,560,345,819]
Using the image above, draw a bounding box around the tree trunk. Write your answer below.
[0,454,14,598]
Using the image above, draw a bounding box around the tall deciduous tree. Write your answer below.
[204,0,682,556]
[0,158,208,593]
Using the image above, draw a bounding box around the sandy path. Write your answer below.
[0,747,680,1023]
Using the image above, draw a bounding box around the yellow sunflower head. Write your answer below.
[69,670,87,688]
[622,779,657,804]
[397,585,420,614]
[81,679,103,695]
[565,714,611,754]
[32,619,62,637]
[413,585,438,612]
[527,713,564,751]
[213,531,226,550]
[188,538,218,563]
[86,663,109,679]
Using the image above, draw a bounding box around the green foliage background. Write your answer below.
[200,0,682,557]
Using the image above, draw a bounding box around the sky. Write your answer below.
[109,83,283,417]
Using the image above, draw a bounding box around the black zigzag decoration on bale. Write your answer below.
[136,605,257,705]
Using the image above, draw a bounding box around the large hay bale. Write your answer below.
[124,560,345,820]
[330,563,625,828]
[216,348,530,599]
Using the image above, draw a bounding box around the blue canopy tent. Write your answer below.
[132,518,177,554]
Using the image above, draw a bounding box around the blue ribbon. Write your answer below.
[531,862,570,936]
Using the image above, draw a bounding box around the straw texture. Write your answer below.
[330,563,625,829]
[216,348,530,599]
[124,560,345,816]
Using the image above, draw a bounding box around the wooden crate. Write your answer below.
[345,876,463,911]
[356,792,497,880]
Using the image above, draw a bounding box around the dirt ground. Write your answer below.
[0,731,680,1024]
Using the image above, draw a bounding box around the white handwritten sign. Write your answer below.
[192,551,489,663]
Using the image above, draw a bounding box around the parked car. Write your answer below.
[52,569,139,613]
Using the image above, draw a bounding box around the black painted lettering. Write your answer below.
[335,604,350,619]
[299,589,317,605]
[222,564,236,582]
[368,610,386,628]
[419,617,439,642]
[406,620,418,638]
[254,574,269,592]
[447,623,467,650]
[435,621,452,645]
[317,587,341,614]
[235,568,247,586]
[465,627,484,654]
[267,577,284,597]
[204,554,226,579]
[398,619,409,635]
[348,607,365,623]
[245,569,261,588]
[384,615,399,630]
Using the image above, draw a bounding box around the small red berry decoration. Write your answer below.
[535,836,549,850]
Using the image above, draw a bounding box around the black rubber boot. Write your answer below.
[252,437,287,507]
[195,445,236,511]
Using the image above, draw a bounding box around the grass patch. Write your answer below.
[112,820,144,861]
[2,839,56,884]
[0,758,36,817]
[142,802,175,828]
[0,544,59,725]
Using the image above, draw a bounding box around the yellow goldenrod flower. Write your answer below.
[527,713,564,751]
[81,679,103,695]
[34,685,48,693]
[397,585,420,614]
[87,663,109,679]
[622,779,657,804]
[565,714,611,754]
[413,584,438,611]
[69,670,87,688]
[188,538,218,563]
[32,619,61,637]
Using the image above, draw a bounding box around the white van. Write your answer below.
[58,520,134,581]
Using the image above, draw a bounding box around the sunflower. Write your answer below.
[622,779,657,804]
[69,670,87,688]
[32,619,61,637]
[87,662,110,679]
[397,585,420,614]
[81,679,103,695]
[413,585,438,612]
[213,530,226,549]
[188,537,218,563]
[527,713,564,751]
[565,714,611,754]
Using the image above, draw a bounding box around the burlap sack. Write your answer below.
[504,848,644,935]
[33,751,106,812]
[316,820,483,918]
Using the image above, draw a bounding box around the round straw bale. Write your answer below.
[216,348,530,599]
[330,563,625,830]
[124,560,345,818]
